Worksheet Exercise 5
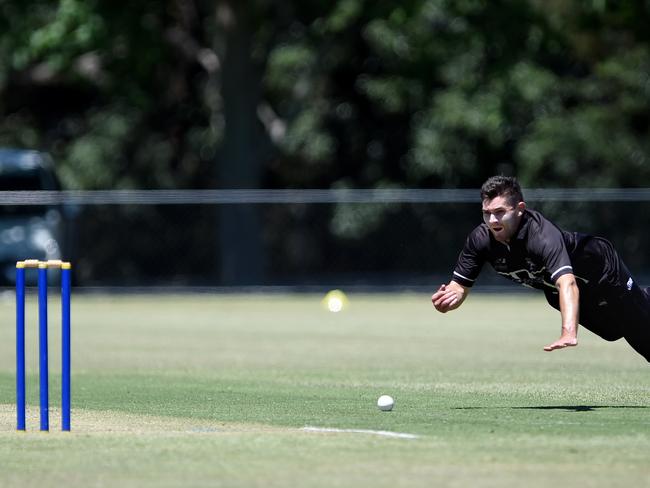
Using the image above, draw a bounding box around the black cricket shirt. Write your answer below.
[451,209,587,292]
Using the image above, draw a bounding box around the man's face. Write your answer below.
[482,195,524,243]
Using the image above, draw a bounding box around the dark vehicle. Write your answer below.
[0,149,65,283]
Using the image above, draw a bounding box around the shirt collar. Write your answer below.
[512,209,531,242]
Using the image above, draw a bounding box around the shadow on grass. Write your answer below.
[454,405,648,412]
[513,405,649,412]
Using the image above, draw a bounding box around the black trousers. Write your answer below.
[544,237,650,363]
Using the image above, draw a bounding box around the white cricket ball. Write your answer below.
[377,394,394,411]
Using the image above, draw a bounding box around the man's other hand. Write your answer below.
[431,283,462,313]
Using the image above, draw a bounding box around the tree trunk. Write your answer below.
[217,3,265,285]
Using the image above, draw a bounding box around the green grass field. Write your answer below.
[0,292,648,487]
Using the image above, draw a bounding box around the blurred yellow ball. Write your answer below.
[322,290,349,312]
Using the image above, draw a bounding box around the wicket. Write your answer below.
[16,259,72,432]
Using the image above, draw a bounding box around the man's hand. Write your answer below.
[545,273,580,352]
[431,282,466,313]
[543,333,578,351]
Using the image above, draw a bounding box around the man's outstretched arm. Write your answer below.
[544,273,579,351]
[431,281,469,313]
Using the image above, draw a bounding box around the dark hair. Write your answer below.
[480,176,524,205]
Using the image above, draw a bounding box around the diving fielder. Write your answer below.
[432,175,649,362]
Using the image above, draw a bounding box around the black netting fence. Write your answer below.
[2,189,650,289]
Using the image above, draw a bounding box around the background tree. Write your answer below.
[2,0,649,191]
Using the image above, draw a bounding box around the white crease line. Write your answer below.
[301,426,418,439]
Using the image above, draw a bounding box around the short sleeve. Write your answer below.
[530,224,573,283]
[452,226,488,288]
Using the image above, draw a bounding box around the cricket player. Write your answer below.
[431,175,649,362]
